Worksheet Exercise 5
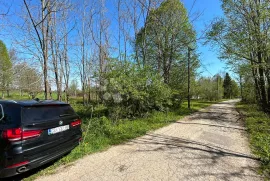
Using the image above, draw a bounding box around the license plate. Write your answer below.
[48,125,70,135]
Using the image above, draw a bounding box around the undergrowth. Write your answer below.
[237,102,270,180]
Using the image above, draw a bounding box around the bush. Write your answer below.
[101,61,172,120]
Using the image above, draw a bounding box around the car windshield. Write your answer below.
[22,105,76,124]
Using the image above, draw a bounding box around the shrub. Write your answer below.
[102,61,172,120]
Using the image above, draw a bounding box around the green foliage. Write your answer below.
[207,0,270,111]
[223,73,232,99]
[241,70,257,103]
[135,0,197,84]
[102,61,172,120]
[69,79,79,96]
[0,40,12,96]
[223,73,240,99]
[195,75,224,101]
[231,79,240,98]
[237,102,270,179]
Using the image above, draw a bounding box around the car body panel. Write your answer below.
[0,100,82,178]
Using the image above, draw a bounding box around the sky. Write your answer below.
[181,0,231,78]
[0,0,232,79]
[105,0,230,78]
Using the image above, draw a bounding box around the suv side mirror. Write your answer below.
[0,104,4,121]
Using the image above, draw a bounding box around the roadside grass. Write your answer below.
[236,102,270,180]
[21,100,216,181]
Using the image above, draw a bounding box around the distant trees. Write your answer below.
[69,80,78,97]
[13,63,42,97]
[195,75,223,101]
[207,0,270,112]
[223,73,232,99]
[223,73,239,99]
[194,73,239,101]
[0,40,12,98]
[0,41,42,99]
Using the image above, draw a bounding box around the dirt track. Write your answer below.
[36,100,262,181]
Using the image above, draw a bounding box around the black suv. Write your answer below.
[0,100,82,178]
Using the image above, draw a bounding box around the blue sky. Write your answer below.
[106,0,231,77]
[181,0,230,77]
[0,0,232,79]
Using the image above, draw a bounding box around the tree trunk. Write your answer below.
[42,0,49,100]
[88,77,91,103]
[6,89,9,97]
[187,47,191,109]
[239,74,243,100]
[258,67,267,107]
[82,82,86,105]
[267,76,270,112]
[44,63,49,100]
[257,49,268,110]
[50,9,61,101]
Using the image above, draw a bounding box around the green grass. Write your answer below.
[236,102,270,180]
[19,100,217,181]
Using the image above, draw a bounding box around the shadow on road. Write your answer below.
[131,133,259,161]
[128,133,261,180]
[174,122,246,131]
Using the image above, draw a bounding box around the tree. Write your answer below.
[136,0,196,84]
[195,75,223,101]
[59,8,72,103]
[0,40,12,98]
[206,0,270,112]
[231,79,240,98]
[23,0,53,100]
[215,74,223,100]
[13,63,42,97]
[223,73,232,99]
[102,60,172,120]
[69,79,78,97]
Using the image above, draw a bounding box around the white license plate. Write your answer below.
[48,125,70,135]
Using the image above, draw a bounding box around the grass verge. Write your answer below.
[22,100,216,181]
[236,102,270,180]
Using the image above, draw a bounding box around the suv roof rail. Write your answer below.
[2,100,17,103]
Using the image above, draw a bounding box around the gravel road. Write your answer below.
[35,100,262,181]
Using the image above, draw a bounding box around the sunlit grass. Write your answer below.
[237,102,270,180]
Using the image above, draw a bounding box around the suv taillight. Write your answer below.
[2,128,42,142]
[71,119,81,127]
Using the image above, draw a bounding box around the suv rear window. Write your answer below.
[22,105,76,124]
[0,104,21,125]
